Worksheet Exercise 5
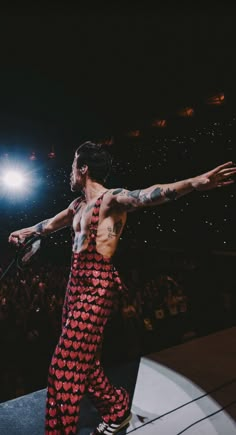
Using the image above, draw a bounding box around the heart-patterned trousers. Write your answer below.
[45,269,130,434]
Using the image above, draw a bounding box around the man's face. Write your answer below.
[70,155,83,192]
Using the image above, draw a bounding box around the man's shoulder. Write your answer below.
[104,188,130,212]
[68,196,85,214]
[104,188,126,203]
[105,188,128,198]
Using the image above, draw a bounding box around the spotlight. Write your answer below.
[2,170,25,189]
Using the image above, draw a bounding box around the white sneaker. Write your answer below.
[91,412,132,434]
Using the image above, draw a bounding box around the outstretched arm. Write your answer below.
[109,161,236,212]
[8,197,84,244]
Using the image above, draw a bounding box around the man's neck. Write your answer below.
[83,180,107,202]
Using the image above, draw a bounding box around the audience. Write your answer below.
[1,250,235,403]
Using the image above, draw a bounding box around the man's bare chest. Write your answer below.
[72,201,97,232]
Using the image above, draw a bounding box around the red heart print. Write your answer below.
[81,342,88,351]
[73,311,80,319]
[91,305,99,313]
[71,319,78,329]
[92,270,100,278]
[87,295,95,303]
[63,381,71,391]
[61,349,69,359]
[80,294,87,301]
[101,272,108,279]
[70,395,78,404]
[49,408,57,417]
[84,302,91,311]
[78,321,87,330]
[73,341,80,350]
[68,405,77,415]
[79,270,85,277]
[75,331,84,340]
[98,289,105,297]
[80,373,86,382]
[62,393,70,401]
[81,312,89,321]
[94,262,102,270]
[58,359,66,369]
[65,371,73,380]
[69,351,77,360]
[55,380,62,391]
[67,360,76,369]
[49,419,57,428]
[85,262,93,269]
[64,339,72,349]
[67,329,75,339]
[72,270,79,277]
[55,369,64,379]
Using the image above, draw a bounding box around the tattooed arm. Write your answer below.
[109,181,192,212]
[8,198,83,245]
[109,161,236,212]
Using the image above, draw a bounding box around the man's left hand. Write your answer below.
[191,161,236,191]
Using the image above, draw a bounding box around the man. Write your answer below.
[9,141,236,434]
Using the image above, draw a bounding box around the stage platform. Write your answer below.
[1,327,236,434]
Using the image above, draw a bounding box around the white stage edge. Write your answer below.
[128,327,236,435]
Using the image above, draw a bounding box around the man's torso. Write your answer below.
[72,190,127,258]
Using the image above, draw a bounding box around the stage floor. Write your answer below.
[1,327,236,434]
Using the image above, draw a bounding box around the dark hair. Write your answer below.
[75,141,112,184]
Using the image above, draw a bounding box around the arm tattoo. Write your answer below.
[34,219,51,234]
[112,186,178,211]
[74,233,88,251]
[112,188,124,195]
[164,188,178,201]
[107,219,123,239]
[150,187,163,201]
[127,190,141,199]
[148,187,178,203]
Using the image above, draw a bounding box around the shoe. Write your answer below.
[91,412,132,434]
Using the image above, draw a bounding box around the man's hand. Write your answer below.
[191,161,236,191]
[8,228,37,245]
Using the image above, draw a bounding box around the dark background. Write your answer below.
[0,4,235,146]
[0,4,236,257]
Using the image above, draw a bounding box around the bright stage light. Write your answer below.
[0,163,33,198]
[3,170,25,189]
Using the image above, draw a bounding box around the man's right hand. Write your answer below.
[8,228,36,245]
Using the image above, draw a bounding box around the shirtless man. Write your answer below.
[9,141,236,435]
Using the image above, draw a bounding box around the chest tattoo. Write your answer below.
[107,219,123,239]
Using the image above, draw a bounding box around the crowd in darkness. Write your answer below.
[0,248,235,403]
[0,109,236,402]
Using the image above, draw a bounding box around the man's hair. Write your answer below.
[75,141,112,184]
